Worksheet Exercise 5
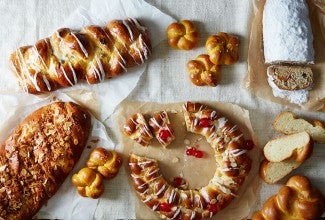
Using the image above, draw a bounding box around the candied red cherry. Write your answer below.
[194,150,204,158]
[186,147,196,156]
[159,202,172,212]
[208,203,219,213]
[159,129,171,142]
[198,118,211,127]
[173,177,184,187]
[244,139,254,150]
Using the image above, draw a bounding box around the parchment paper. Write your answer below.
[0,0,175,121]
[0,92,115,220]
[114,100,261,220]
[244,0,325,112]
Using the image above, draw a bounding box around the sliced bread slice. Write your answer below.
[274,111,325,143]
[260,159,301,184]
[267,65,313,91]
[263,131,313,163]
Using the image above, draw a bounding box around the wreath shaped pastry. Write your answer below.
[129,102,252,219]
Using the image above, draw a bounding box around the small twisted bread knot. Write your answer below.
[10,18,151,93]
[252,175,325,220]
[71,167,104,199]
[86,148,123,179]
[123,113,153,146]
[187,54,221,86]
[166,20,200,50]
[206,32,239,65]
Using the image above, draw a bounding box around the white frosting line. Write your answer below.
[71,32,89,58]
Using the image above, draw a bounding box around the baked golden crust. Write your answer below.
[123,113,153,147]
[86,148,123,179]
[206,32,239,65]
[10,18,151,93]
[187,54,221,87]
[166,20,200,50]
[0,102,91,220]
[71,167,104,199]
[148,111,175,147]
[253,175,325,220]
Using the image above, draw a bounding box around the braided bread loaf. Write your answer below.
[10,18,151,93]
[253,175,325,220]
[129,102,252,219]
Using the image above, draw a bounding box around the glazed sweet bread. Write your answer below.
[274,111,325,144]
[0,102,91,220]
[187,54,221,87]
[71,167,104,199]
[253,175,325,220]
[129,102,252,219]
[166,20,200,50]
[148,111,175,147]
[123,113,153,147]
[10,18,151,93]
[86,148,123,179]
[206,32,239,65]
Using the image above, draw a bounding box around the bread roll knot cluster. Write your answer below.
[71,167,104,199]
[86,148,123,179]
[186,54,221,86]
[253,175,325,220]
[166,20,200,50]
[206,32,239,65]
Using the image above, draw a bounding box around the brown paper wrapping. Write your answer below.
[114,100,261,220]
[244,0,325,112]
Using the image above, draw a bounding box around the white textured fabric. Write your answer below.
[0,0,323,219]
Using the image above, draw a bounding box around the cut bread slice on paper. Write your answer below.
[260,159,301,184]
[263,131,313,163]
[267,65,313,91]
[274,111,325,143]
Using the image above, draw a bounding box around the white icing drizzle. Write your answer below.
[170,207,181,220]
[155,184,166,196]
[122,20,134,41]
[152,204,159,211]
[147,168,159,177]
[217,117,228,129]
[70,32,89,58]
[32,45,47,68]
[139,34,151,59]
[28,71,41,92]
[42,75,51,91]
[168,188,177,204]
[68,62,78,84]
[114,46,127,72]
[95,56,106,80]
[129,18,147,32]
[190,211,196,220]
[143,195,153,203]
[60,66,74,86]
[229,149,247,157]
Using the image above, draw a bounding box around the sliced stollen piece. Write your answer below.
[260,159,302,184]
[263,131,313,163]
[267,65,313,91]
[274,111,325,143]
[148,111,175,147]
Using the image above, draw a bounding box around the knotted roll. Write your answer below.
[10,18,151,93]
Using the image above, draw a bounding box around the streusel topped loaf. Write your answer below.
[0,102,91,220]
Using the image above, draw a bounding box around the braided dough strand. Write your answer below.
[10,18,151,93]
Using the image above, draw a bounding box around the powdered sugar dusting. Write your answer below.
[263,0,314,64]
[267,73,310,104]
